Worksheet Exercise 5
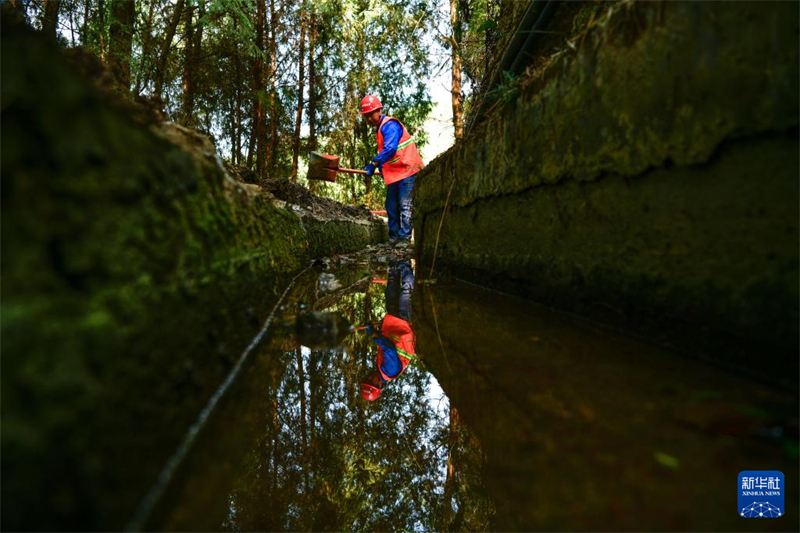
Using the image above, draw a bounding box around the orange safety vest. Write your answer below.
[376,314,416,382]
[376,116,425,185]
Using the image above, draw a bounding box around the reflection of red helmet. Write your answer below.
[360,382,382,401]
[360,95,382,114]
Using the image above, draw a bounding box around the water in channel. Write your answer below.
[143,253,798,532]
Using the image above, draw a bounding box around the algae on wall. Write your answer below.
[414,0,799,371]
[0,12,380,530]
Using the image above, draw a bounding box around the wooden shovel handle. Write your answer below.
[336,167,381,175]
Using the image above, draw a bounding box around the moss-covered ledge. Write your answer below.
[0,14,382,530]
[414,1,798,368]
[417,1,798,210]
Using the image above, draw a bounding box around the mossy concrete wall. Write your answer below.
[414,1,799,366]
[0,14,383,530]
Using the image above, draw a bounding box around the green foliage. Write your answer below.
[21,0,435,208]
[310,0,434,207]
[475,18,497,33]
[457,0,494,89]
[489,70,519,103]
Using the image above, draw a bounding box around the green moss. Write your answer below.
[570,1,607,37]
[418,1,799,212]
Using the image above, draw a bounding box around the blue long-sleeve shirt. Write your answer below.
[372,333,402,380]
[372,115,403,166]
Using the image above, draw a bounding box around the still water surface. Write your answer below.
[144,256,798,532]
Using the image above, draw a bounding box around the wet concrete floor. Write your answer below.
[141,248,798,531]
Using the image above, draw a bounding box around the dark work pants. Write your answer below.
[386,261,414,322]
[385,174,416,241]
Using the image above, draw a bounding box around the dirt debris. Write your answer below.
[260,178,373,221]
[224,164,373,221]
[315,242,414,268]
[224,161,258,184]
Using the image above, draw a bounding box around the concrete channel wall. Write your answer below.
[0,14,384,530]
[414,1,799,368]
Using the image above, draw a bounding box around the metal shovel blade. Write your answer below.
[308,151,340,182]
[307,151,375,182]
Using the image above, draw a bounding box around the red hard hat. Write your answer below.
[360,382,382,401]
[360,95,382,115]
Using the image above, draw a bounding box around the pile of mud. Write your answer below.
[223,162,373,222]
[261,178,373,221]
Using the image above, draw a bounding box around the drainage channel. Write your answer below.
[128,255,797,532]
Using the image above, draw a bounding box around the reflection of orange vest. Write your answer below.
[376,314,416,381]
[376,116,425,185]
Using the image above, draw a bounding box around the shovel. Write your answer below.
[307,151,381,183]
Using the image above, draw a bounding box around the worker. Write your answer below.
[361,95,425,248]
[359,261,416,401]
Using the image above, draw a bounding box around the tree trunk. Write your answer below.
[109,0,135,88]
[194,1,205,121]
[96,0,107,61]
[269,371,280,529]
[307,11,318,192]
[8,0,26,15]
[290,7,307,182]
[442,406,461,528]
[67,3,76,46]
[41,0,60,40]
[295,348,309,490]
[266,0,278,174]
[350,125,358,204]
[308,351,318,473]
[233,13,243,165]
[81,0,89,46]
[181,2,195,124]
[154,0,186,101]
[449,0,463,140]
[363,116,372,199]
[364,286,373,327]
[228,112,235,165]
[356,19,372,199]
[246,121,257,170]
[134,0,157,96]
[252,0,267,175]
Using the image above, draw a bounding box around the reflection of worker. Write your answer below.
[360,95,425,248]
[359,261,416,401]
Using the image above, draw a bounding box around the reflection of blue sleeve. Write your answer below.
[373,334,402,378]
[373,120,403,166]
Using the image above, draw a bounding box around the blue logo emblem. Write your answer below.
[738,471,784,517]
